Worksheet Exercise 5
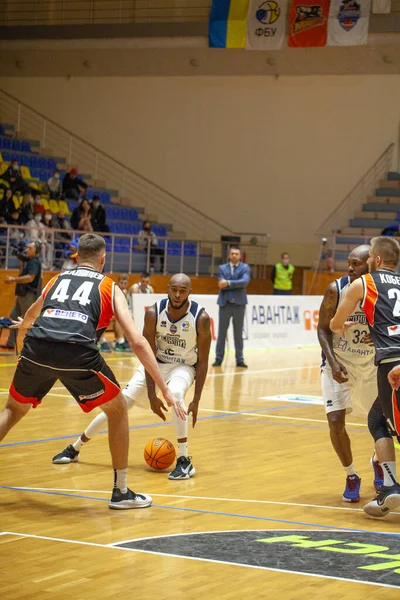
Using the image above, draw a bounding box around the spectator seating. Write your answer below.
[0,122,208,273]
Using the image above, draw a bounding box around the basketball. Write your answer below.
[144,438,176,471]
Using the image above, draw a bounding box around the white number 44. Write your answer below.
[50,279,94,307]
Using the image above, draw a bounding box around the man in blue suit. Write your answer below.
[213,247,251,368]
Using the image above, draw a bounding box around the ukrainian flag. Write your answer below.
[209,0,250,48]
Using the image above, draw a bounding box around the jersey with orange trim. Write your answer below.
[27,266,115,349]
[362,270,400,364]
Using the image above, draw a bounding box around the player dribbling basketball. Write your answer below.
[53,273,212,479]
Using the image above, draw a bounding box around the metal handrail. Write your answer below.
[0,88,234,241]
[0,223,269,278]
[316,143,395,241]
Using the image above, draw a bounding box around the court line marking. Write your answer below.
[9,487,400,515]
[1,486,400,538]
[198,407,368,427]
[0,530,397,589]
[0,405,311,448]
[0,364,319,396]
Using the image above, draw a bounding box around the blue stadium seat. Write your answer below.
[29,155,39,168]
[21,141,31,153]
[101,191,110,204]
[1,150,11,162]
[30,167,40,179]
[0,137,12,150]
[12,139,22,151]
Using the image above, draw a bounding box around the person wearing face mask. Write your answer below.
[91,195,109,233]
[33,193,45,217]
[271,252,295,295]
[1,160,30,197]
[138,220,165,273]
[46,170,62,200]
[27,213,48,270]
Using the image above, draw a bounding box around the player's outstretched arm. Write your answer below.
[388,365,400,391]
[142,305,169,422]
[188,311,212,428]
[330,278,364,333]
[114,287,186,420]
[317,282,348,383]
[10,296,44,329]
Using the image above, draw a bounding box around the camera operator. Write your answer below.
[0,241,42,351]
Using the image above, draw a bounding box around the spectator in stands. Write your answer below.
[61,240,78,272]
[7,209,25,246]
[1,160,30,196]
[0,189,16,221]
[33,192,45,217]
[62,168,87,201]
[91,195,109,233]
[53,210,72,268]
[271,252,295,295]
[42,209,55,269]
[113,274,132,352]
[130,272,154,295]
[20,194,35,224]
[27,213,48,269]
[138,220,165,273]
[71,198,93,232]
[47,169,62,200]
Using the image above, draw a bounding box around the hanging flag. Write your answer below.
[327,0,371,45]
[246,0,289,49]
[288,0,331,47]
[209,0,288,50]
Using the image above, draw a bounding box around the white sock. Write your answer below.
[178,442,188,458]
[344,463,357,476]
[117,337,124,344]
[381,461,397,487]
[114,468,128,493]
[73,437,87,452]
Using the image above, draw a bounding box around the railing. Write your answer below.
[0,88,234,242]
[0,224,269,278]
[0,0,212,25]
[316,142,395,246]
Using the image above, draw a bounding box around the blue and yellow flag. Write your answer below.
[209,0,250,48]
[209,0,288,49]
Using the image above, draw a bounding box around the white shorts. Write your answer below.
[321,357,377,417]
[123,362,196,409]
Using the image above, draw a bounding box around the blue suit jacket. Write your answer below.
[217,262,251,307]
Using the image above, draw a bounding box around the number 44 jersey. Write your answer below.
[332,275,375,365]
[27,267,115,349]
[362,269,400,364]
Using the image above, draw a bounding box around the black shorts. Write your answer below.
[10,338,121,413]
[377,360,400,437]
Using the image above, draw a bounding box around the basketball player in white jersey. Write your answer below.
[318,245,382,502]
[53,273,212,479]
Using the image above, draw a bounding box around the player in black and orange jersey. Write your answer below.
[0,233,186,510]
[330,236,400,517]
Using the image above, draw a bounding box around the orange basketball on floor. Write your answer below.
[144,438,176,471]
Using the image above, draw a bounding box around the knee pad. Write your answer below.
[368,398,392,442]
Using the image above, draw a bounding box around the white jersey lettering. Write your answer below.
[155,298,203,367]
[332,276,375,364]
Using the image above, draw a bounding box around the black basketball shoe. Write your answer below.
[109,488,152,510]
[168,456,196,480]
[52,444,80,464]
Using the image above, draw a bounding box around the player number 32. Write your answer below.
[50,279,94,306]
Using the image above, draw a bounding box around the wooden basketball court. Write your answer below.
[1,347,399,598]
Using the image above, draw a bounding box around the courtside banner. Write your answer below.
[327,0,371,46]
[288,0,330,47]
[209,0,287,50]
[132,295,322,350]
